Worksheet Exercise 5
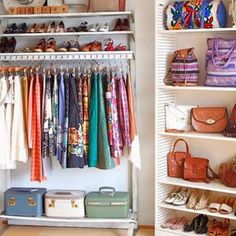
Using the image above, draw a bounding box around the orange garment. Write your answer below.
[21,75,29,136]
[31,74,46,182]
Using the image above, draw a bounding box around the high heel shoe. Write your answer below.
[186,190,199,209]
[36,23,47,33]
[55,21,65,33]
[184,214,201,232]
[195,214,209,234]
[6,37,16,53]
[47,21,56,33]
[194,191,211,210]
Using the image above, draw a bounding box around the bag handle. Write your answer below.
[172,139,189,154]
[99,187,116,197]
[211,39,236,68]
[206,165,218,183]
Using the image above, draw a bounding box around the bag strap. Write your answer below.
[206,164,218,183]
[172,139,190,154]
[228,104,236,125]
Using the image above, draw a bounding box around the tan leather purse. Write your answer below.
[87,0,125,12]
[167,139,191,178]
[191,107,228,133]
[184,156,217,183]
[219,157,236,187]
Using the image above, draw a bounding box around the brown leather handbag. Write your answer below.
[219,157,236,187]
[184,156,217,183]
[191,107,228,133]
[167,139,191,178]
[224,104,236,137]
[87,0,125,11]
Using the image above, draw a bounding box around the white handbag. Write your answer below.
[165,103,196,132]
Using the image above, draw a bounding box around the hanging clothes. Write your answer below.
[116,75,131,146]
[42,74,54,159]
[97,73,115,170]
[88,72,98,167]
[21,73,29,135]
[82,73,89,162]
[67,74,86,168]
[11,75,28,163]
[31,73,46,182]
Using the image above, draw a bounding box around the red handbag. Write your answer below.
[167,139,191,178]
[219,157,236,187]
[224,104,236,137]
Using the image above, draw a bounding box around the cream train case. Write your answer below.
[45,190,86,218]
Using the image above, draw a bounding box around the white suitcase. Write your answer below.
[45,190,85,218]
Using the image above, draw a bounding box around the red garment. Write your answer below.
[31,74,46,182]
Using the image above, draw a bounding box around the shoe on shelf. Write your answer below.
[47,21,56,33]
[0,37,8,53]
[15,23,27,33]
[208,196,227,213]
[6,37,16,53]
[172,188,190,206]
[89,23,99,32]
[67,27,77,32]
[217,219,230,236]
[170,217,188,230]
[99,23,109,32]
[104,38,115,51]
[58,41,70,52]
[77,21,88,32]
[186,190,199,209]
[81,42,92,52]
[194,191,211,210]
[34,38,46,52]
[219,197,235,215]
[115,43,127,51]
[69,40,80,52]
[184,215,201,232]
[27,23,37,33]
[161,217,178,229]
[4,23,17,34]
[113,18,122,31]
[36,23,47,33]
[122,18,130,31]
[90,41,102,51]
[195,214,209,234]
[46,38,56,52]
[55,21,65,33]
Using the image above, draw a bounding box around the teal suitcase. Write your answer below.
[85,187,129,218]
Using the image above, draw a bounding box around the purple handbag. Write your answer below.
[205,38,236,87]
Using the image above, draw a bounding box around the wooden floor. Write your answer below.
[0,226,154,236]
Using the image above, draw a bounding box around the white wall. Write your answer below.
[127,0,155,226]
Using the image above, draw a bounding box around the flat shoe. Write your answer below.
[99,23,109,32]
[219,197,235,214]
[208,196,227,213]
[170,217,187,230]
[161,217,178,229]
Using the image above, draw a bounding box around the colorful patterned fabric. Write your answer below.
[42,75,54,159]
[116,76,131,146]
[67,74,85,168]
[31,74,46,182]
[88,73,98,167]
[82,73,89,161]
[52,75,58,158]
[97,73,115,170]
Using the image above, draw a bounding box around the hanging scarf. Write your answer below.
[31,73,46,182]
[116,75,131,146]
[97,73,115,170]
[88,72,98,167]
[82,73,89,161]
[42,74,54,159]
[57,72,66,166]
[67,74,86,168]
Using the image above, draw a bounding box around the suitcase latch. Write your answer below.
[28,197,36,207]
[8,197,16,206]
[48,199,55,208]
[71,200,78,208]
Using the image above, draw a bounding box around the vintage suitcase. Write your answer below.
[45,190,86,218]
[4,188,46,217]
[85,187,129,218]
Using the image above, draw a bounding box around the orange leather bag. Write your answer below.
[167,139,191,178]
[87,0,125,11]
[191,107,228,133]
[219,158,236,187]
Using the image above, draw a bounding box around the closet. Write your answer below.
[0,10,138,236]
[156,0,236,235]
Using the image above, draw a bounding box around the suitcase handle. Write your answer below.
[99,187,116,197]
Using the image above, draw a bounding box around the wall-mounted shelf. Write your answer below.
[159,177,236,195]
[0,11,133,19]
[158,203,236,221]
[157,227,207,236]
[157,28,236,34]
[159,86,236,92]
[0,31,134,38]
[159,132,236,143]
[0,51,134,61]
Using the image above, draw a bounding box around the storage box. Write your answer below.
[25,7,34,14]
[45,190,86,218]
[33,6,43,14]
[85,187,129,218]
[4,188,47,217]
[42,6,51,14]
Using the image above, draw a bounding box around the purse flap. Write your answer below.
[168,152,188,166]
[184,157,209,171]
[191,107,227,125]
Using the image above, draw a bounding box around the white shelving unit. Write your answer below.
[0,11,138,236]
[155,1,236,236]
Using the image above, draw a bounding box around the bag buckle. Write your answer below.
[28,197,36,207]
[206,119,215,124]
[8,197,16,206]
